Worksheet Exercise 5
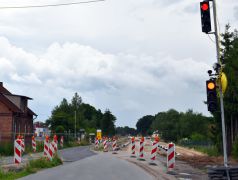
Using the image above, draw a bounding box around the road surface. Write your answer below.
[19,153,154,180]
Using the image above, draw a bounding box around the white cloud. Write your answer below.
[0,0,237,127]
[0,37,210,127]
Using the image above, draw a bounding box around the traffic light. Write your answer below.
[200,1,211,33]
[206,79,217,112]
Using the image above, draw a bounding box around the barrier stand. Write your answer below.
[95,138,99,149]
[14,139,22,164]
[167,143,175,173]
[112,136,117,154]
[44,135,50,160]
[137,137,145,161]
[20,135,25,153]
[60,136,64,148]
[32,136,36,152]
[103,137,108,152]
[149,136,159,165]
[53,135,58,153]
[48,142,54,161]
[130,137,136,158]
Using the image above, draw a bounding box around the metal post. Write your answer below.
[75,110,76,139]
[212,0,228,167]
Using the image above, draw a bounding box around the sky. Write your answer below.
[0,0,237,127]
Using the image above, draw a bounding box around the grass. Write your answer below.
[0,143,14,156]
[192,146,220,156]
[0,156,62,180]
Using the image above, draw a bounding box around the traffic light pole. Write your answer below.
[212,0,228,167]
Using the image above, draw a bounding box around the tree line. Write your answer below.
[46,93,116,136]
[135,24,238,156]
[136,109,213,142]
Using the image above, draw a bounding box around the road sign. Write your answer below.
[97,129,102,140]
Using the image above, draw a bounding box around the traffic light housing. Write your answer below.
[200,1,211,33]
[206,79,217,112]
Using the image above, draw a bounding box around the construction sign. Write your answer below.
[97,129,102,140]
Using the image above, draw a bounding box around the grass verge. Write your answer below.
[0,156,62,180]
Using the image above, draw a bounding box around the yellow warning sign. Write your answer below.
[97,129,102,140]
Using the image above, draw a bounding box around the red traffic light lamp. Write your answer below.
[200,1,211,33]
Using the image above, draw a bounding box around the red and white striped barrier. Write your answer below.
[138,137,145,161]
[53,135,58,152]
[48,142,54,161]
[44,138,50,158]
[32,136,36,152]
[130,137,136,157]
[149,140,158,165]
[60,136,64,148]
[167,143,175,171]
[21,138,25,153]
[103,139,108,152]
[14,139,22,164]
[95,138,99,149]
[112,138,117,154]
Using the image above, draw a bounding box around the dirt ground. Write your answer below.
[118,138,238,179]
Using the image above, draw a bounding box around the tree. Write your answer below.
[45,93,117,136]
[101,109,116,136]
[136,115,154,136]
[116,126,137,136]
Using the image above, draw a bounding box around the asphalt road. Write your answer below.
[58,146,96,162]
[19,153,154,180]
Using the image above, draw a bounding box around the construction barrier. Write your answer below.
[95,138,99,149]
[167,143,175,171]
[14,139,22,164]
[158,144,168,154]
[48,142,54,161]
[32,136,36,152]
[131,137,136,157]
[103,138,108,152]
[149,137,159,165]
[53,135,58,153]
[138,137,145,161]
[112,137,117,154]
[60,136,64,148]
[44,136,50,159]
[21,136,25,153]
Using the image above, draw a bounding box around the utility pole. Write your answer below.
[75,110,77,139]
[212,0,228,167]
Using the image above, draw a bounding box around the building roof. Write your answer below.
[0,82,37,116]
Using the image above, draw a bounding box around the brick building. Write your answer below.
[0,82,37,144]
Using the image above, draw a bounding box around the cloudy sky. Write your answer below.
[0,0,237,127]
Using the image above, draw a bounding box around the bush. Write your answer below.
[0,156,63,180]
[0,143,14,156]
[232,138,238,159]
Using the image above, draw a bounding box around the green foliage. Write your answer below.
[190,133,206,141]
[116,126,137,136]
[232,138,238,159]
[195,146,219,157]
[137,109,212,143]
[136,115,154,136]
[55,125,65,134]
[0,143,13,156]
[0,156,62,180]
[46,93,117,136]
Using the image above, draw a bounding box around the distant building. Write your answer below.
[0,82,37,144]
[33,121,50,137]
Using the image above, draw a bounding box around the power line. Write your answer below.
[0,0,106,10]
